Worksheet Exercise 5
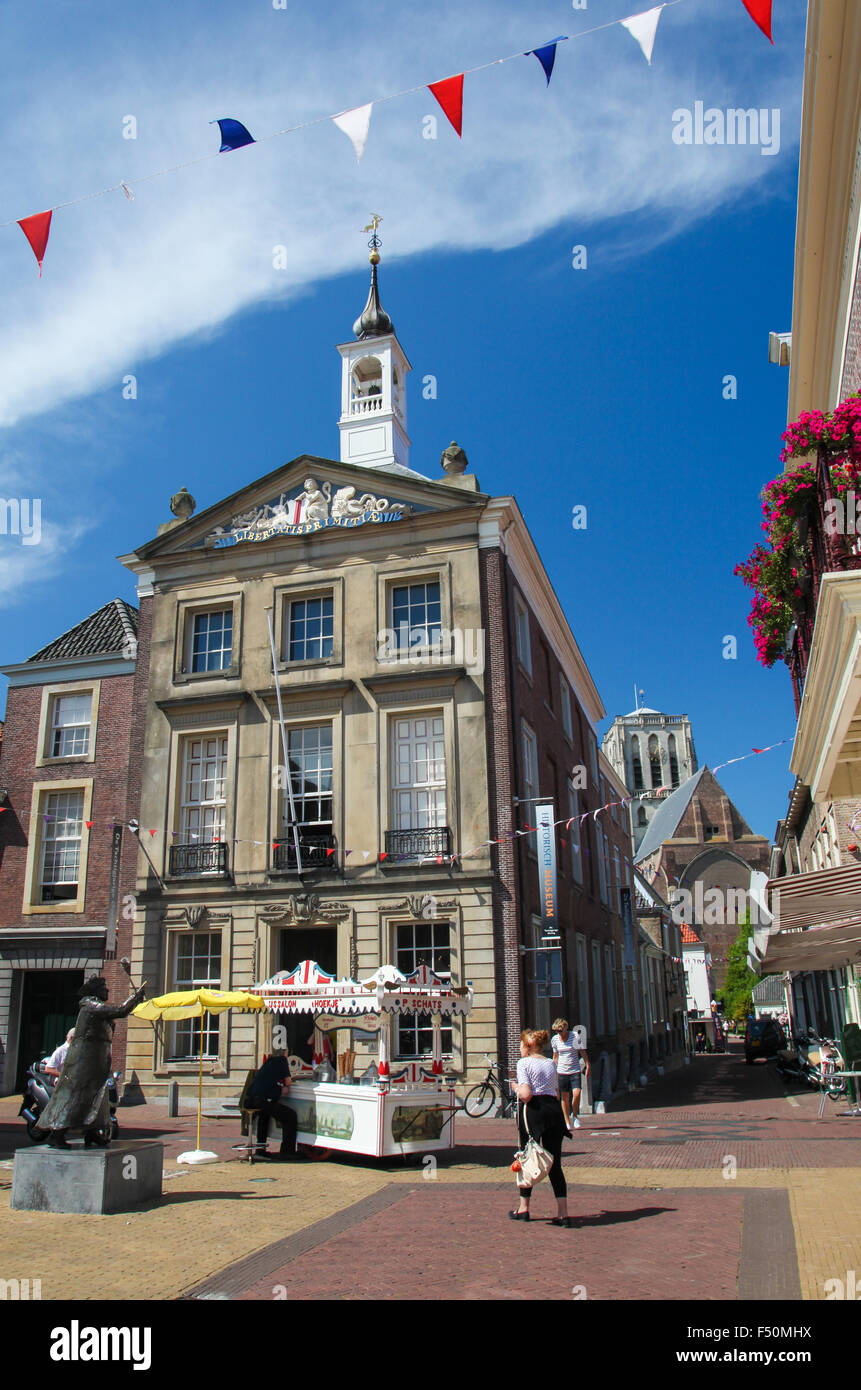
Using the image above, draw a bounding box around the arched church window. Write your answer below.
[668,734,679,787]
[631,736,643,790]
[648,734,662,788]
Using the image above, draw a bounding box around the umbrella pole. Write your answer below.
[197,1004,204,1153]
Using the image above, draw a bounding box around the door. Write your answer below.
[16,970,84,1089]
[278,928,338,1062]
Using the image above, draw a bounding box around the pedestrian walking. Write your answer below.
[510,1028,572,1227]
[551,1017,589,1135]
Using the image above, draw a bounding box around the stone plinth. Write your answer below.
[11,1141,163,1214]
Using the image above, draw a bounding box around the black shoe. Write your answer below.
[47,1131,69,1149]
[509,1209,530,1221]
[550,1216,574,1228]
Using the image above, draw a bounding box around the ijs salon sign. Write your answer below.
[536,803,559,939]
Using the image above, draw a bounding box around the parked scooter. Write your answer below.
[777,1030,846,1095]
[19,1061,121,1144]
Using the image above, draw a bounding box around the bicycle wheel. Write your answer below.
[463,1082,496,1118]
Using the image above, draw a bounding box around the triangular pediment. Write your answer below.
[129,455,484,560]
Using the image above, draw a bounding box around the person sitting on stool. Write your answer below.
[246,1051,299,1160]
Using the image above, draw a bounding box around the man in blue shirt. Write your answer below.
[246,1053,299,1159]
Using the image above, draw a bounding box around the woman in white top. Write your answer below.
[551,1017,590,1136]
[510,1028,571,1227]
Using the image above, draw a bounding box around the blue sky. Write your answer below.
[0,0,808,841]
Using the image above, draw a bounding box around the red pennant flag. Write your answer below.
[428,75,464,138]
[739,0,773,42]
[18,210,52,276]
[326,847,335,857]
[85,821,94,829]
[436,856,443,865]
[149,828,157,837]
[379,851,388,861]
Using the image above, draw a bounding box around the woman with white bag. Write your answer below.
[510,1028,572,1227]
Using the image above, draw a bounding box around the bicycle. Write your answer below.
[462,1055,517,1118]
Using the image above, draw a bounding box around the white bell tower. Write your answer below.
[337,224,411,472]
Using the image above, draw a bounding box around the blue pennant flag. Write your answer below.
[213,118,255,153]
[527,37,566,86]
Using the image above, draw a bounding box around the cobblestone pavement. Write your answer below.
[1,1045,859,1300]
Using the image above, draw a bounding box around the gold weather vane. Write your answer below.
[362,215,383,234]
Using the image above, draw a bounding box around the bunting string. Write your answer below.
[0,0,775,271]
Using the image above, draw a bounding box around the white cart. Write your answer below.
[251,960,473,1158]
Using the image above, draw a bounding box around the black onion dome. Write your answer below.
[353,261,394,339]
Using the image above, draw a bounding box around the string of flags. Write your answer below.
[6,0,774,276]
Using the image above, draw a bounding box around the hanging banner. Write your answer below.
[620,6,665,65]
[428,74,464,138]
[105,823,124,956]
[18,211,52,276]
[528,37,566,86]
[739,0,773,43]
[621,885,635,968]
[332,103,373,162]
[536,802,559,938]
[215,118,255,152]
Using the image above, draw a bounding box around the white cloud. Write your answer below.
[0,0,802,430]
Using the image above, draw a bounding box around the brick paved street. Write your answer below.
[1,1044,859,1302]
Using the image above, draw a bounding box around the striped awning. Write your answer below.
[767,864,861,931]
[754,919,861,974]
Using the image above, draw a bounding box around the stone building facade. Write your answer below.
[117,257,644,1098]
[0,601,143,1093]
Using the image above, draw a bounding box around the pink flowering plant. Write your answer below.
[735,392,861,667]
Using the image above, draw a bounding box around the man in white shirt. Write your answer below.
[44,1029,75,1083]
[551,1017,590,1135]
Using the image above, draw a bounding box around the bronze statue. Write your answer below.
[36,975,146,1148]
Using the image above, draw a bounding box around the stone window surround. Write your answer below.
[162,716,239,880]
[172,590,244,685]
[274,574,345,671]
[377,901,465,1073]
[22,777,94,915]
[35,681,101,768]
[378,695,458,862]
[375,558,453,667]
[152,916,232,1077]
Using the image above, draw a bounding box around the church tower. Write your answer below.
[602,702,698,853]
[337,222,412,473]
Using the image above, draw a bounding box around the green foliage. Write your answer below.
[718,911,757,1024]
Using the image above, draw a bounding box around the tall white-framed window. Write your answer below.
[180,736,228,844]
[285,594,334,662]
[169,932,222,1060]
[50,694,92,759]
[390,580,441,652]
[286,724,333,834]
[394,920,452,1057]
[521,721,538,848]
[390,714,446,830]
[188,609,233,673]
[576,934,590,1035]
[604,943,616,1034]
[514,593,532,674]
[591,940,605,1036]
[40,789,84,902]
[560,677,573,740]
[567,778,583,885]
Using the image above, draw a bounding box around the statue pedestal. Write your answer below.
[11,1141,164,1214]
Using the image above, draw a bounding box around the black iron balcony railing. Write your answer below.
[168,842,229,877]
[787,447,861,714]
[383,826,453,861]
[271,832,337,873]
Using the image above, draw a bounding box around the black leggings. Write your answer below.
[518,1095,567,1199]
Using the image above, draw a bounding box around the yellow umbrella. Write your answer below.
[134,988,265,1163]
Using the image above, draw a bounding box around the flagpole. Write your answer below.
[264,606,302,873]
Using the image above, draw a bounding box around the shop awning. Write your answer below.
[251,959,474,1017]
[767,864,861,931]
[750,917,861,974]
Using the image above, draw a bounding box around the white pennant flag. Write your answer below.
[332,103,373,162]
[620,5,664,64]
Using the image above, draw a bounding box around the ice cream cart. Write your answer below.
[250,960,473,1158]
